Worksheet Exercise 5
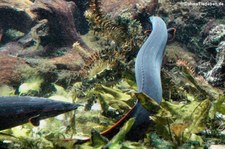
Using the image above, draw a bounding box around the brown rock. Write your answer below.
[0,0,34,33]
[49,50,84,71]
[0,54,27,86]
[30,0,91,50]
[0,0,91,52]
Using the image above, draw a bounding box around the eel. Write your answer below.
[0,96,80,130]
[135,16,168,103]
[100,16,172,140]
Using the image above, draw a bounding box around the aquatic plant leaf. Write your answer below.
[184,99,211,134]
[0,85,15,96]
[53,84,68,96]
[135,92,173,139]
[121,141,147,149]
[149,133,174,149]
[49,84,74,103]
[152,99,211,145]
[93,85,132,113]
[160,100,203,120]
[181,66,212,99]
[18,77,43,95]
[105,118,135,148]
[136,92,173,127]
[95,85,131,101]
[170,123,189,138]
[123,73,137,90]
[96,92,131,113]
[115,80,136,93]
[150,108,173,141]
[90,129,108,148]
[175,99,211,146]
[11,126,31,138]
[75,111,115,136]
[97,93,110,113]
[209,95,225,119]
[135,92,161,114]
[169,122,189,144]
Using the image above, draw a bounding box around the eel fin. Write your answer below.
[29,115,40,126]
[167,27,176,41]
[144,28,176,41]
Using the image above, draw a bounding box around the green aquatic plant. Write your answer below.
[84,56,111,79]
[90,129,109,148]
[95,85,132,102]
[136,77,225,147]
[72,41,91,61]
[18,76,44,95]
[94,85,132,115]
[85,0,143,57]
[135,78,219,146]
[136,92,161,114]
[0,84,15,96]
[48,84,73,103]
[73,82,134,119]
[137,92,211,146]
[77,118,136,149]
[149,133,174,149]
[71,79,137,140]
[75,110,115,137]
[77,0,144,95]
[176,58,221,100]
[209,95,225,119]
[85,6,142,47]
[105,118,135,148]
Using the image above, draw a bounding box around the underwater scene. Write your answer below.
[0,0,225,148]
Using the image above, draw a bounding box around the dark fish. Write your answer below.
[0,96,80,130]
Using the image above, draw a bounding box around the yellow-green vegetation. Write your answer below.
[86,58,111,79]
[105,118,135,148]
[48,84,73,103]
[79,118,145,149]
[0,118,75,149]
[0,84,15,96]
[18,77,43,95]
[72,41,91,60]
[75,111,115,136]
[73,81,136,137]
[134,86,224,148]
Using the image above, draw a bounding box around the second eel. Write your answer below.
[101,16,171,140]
